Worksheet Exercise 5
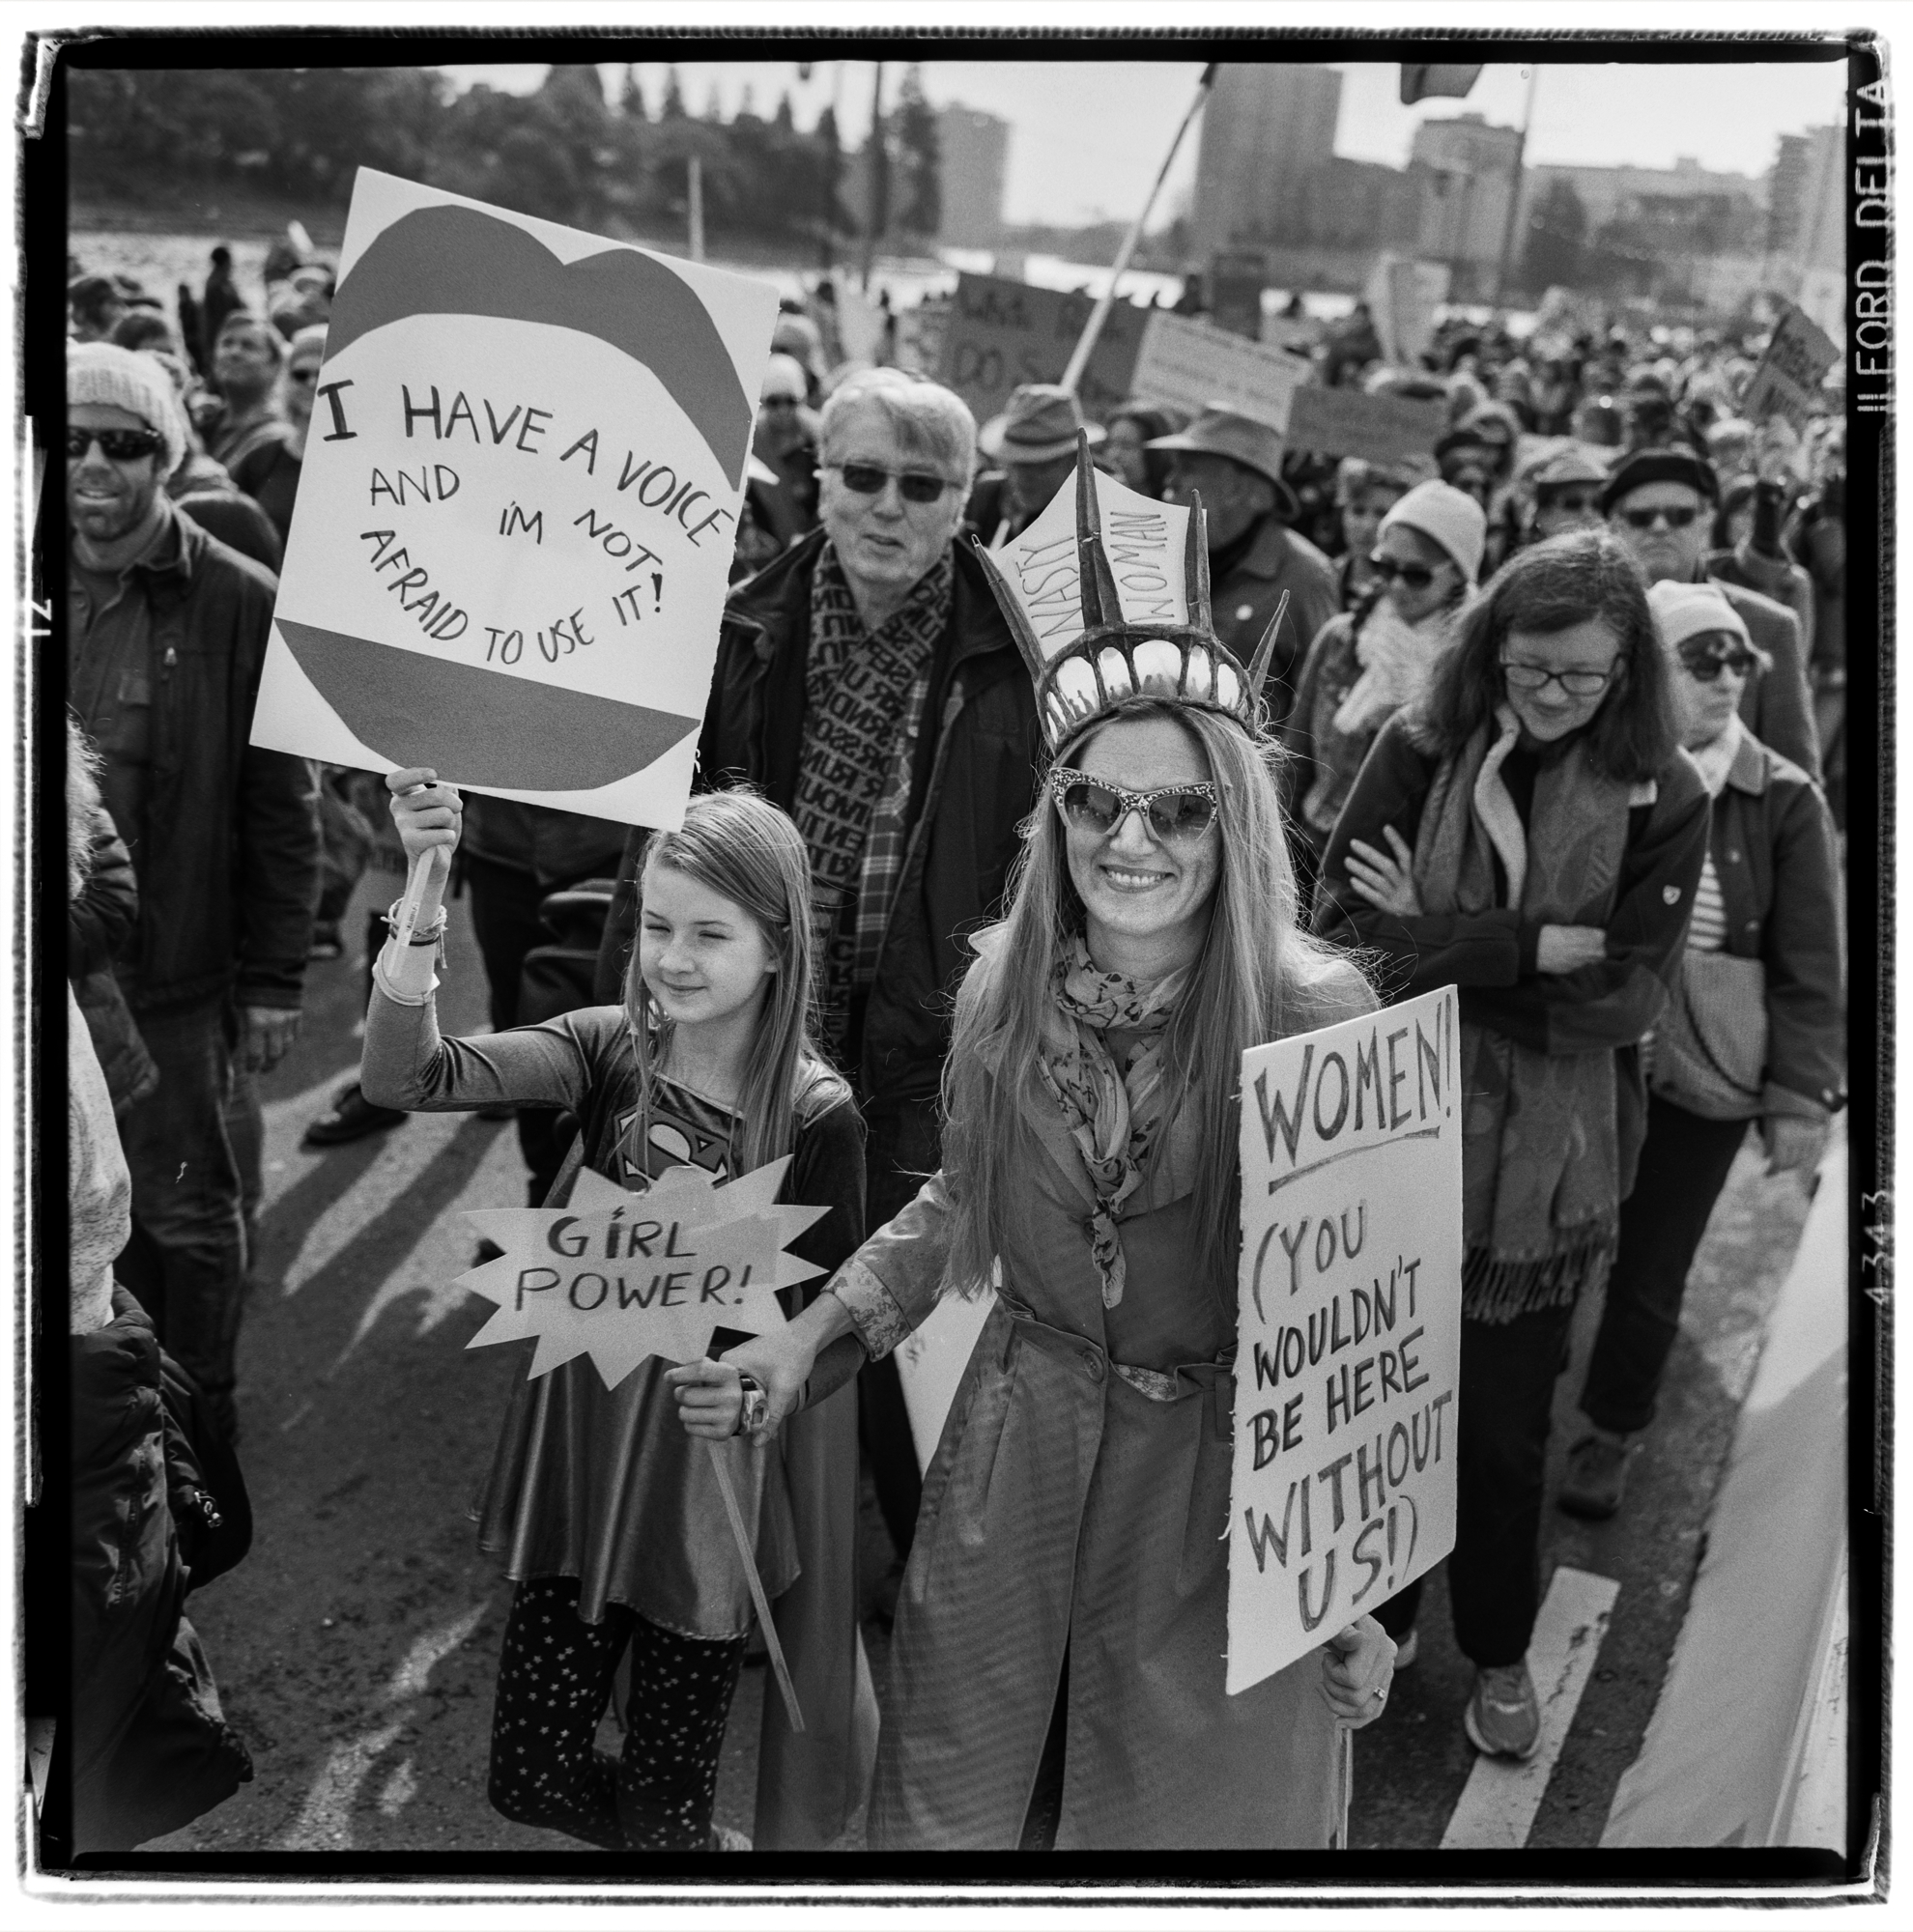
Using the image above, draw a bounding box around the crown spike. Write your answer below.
[970,538,1050,691]
[1244,589,1291,704]
[1184,490,1212,633]
[1073,430,1123,632]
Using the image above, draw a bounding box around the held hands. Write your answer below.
[1535,923,1607,975]
[1343,827,1423,918]
[385,767,462,891]
[668,1324,821,1447]
[1319,1615,1397,1728]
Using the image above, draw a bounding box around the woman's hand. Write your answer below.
[1343,827,1423,917]
[666,1320,826,1447]
[1319,1615,1396,1727]
[1535,923,1607,975]
[385,767,462,882]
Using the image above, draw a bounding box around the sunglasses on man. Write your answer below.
[828,462,957,503]
[1618,504,1701,531]
[1049,767,1220,845]
[67,426,164,463]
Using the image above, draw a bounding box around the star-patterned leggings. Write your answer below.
[487,1577,747,1852]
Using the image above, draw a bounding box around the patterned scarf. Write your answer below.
[791,542,952,1057]
[1412,703,1637,1322]
[1035,934,1189,1309]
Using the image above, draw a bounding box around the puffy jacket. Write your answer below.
[1700,728,1845,1120]
[600,528,1042,1117]
[69,805,158,1112]
[76,504,319,1012]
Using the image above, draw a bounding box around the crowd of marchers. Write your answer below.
[54,237,1843,1855]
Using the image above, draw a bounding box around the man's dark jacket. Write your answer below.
[88,509,319,1011]
[601,528,1042,1120]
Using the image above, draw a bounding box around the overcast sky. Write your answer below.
[435,56,1847,229]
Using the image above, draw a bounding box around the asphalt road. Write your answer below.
[149,866,1815,1861]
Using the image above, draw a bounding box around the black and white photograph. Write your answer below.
[16,11,1888,1916]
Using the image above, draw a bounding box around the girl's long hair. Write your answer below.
[1417,526,1678,782]
[621,787,837,1176]
[939,697,1373,1318]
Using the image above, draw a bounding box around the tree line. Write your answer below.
[68,62,942,252]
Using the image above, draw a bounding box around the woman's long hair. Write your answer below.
[1417,527,1678,782]
[621,788,836,1176]
[939,697,1372,1317]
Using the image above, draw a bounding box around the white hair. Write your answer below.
[817,367,976,478]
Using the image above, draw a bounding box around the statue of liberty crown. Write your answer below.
[974,431,1289,753]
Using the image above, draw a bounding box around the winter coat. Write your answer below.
[1691,728,1845,1121]
[600,529,1043,1125]
[837,939,1375,1850]
[1310,712,1710,1205]
[70,1291,251,1851]
[68,806,158,1112]
[1208,517,1341,734]
[70,502,319,1012]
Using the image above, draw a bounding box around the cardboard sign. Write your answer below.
[1226,986,1462,1695]
[937,272,1150,429]
[459,1158,828,1390]
[1130,311,1312,431]
[1364,256,1448,367]
[250,169,782,830]
[1740,302,1842,434]
[1284,386,1446,467]
[990,467,1191,650]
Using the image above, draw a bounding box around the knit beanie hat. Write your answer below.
[68,341,186,479]
[1647,579,1752,654]
[1380,478,1489,584]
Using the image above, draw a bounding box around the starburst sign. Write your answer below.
[458,1157,830,1389]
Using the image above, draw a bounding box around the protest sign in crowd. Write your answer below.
[55,54,1850,1861]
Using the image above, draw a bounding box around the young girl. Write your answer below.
[360,776,870,1854]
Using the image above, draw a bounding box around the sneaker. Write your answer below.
[1465,1662,1541,1760]
[1559,1430,1637,1520]
[307,920,343,960]
[1390,1626,1419,1670]
[708,1824,753,1852]
[302,1082,408,1147]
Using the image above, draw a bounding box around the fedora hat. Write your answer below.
[1146,406,1299,519]
[979,384,1106,464]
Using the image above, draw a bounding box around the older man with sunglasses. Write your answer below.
[1601,447,1819,780]
[599,366,1042,1593]
[66,342,320,1443]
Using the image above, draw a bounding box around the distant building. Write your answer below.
[1190,64,1342,259]
[1764,125,1843,337]
[1409,114,1523,299]
[1523,155,1765,258]
[935,102,1011,247]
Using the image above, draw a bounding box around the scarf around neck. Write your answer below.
[1412,702,1637,1321]
[1332,595,1465,739]
[1034,934,1188,1309]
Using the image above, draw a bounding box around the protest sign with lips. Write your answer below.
[250,169,782,829]
[1226,985,1463,1695]
[459,1158,829,1390]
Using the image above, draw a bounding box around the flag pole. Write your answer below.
[1058,63,1216,397]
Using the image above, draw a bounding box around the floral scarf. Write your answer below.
[1034,934,1188,1308]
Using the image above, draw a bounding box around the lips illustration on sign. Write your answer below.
[275,618,699,792]
[326,202,755,485]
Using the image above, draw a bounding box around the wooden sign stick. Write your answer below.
[705,1439,805,1733]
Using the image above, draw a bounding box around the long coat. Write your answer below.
[839,950,1371,1850]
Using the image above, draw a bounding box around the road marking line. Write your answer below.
[1439,1564,1620,1851]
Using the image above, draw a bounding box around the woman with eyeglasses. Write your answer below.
[227,323,325,546]
[1284,481,1484,894]
[671,446,1396,1850]
[1312,529,1709,1764]
[1557,581,1842,1521]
